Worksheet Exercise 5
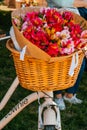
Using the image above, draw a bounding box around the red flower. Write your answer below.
[31,17,43,27]
[46,43,59,57]
[70,24,82,41]
[62,11,73,21]
[24,12,38,22]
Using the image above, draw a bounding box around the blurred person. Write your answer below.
[46,0,87,110]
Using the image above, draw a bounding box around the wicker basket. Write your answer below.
[6,39,84,91]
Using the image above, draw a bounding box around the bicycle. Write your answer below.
[0,7,86,129]
[0,78,61,130]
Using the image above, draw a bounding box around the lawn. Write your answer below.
[0,9,87,130]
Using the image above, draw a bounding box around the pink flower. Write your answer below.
[81,30,87,39]
[60,29,70,40]
[21,21,28,31]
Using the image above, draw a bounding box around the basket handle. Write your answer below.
[20,45,27,60]
[69,52,78,76]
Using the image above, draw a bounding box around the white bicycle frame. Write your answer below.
[0,76,61,130]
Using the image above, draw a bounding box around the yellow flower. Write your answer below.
[45,28,51,36]
[57,39,61,46]
[50,28,55,34]
[50,34,56,40]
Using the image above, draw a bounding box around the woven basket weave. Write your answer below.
[6,39,84,91]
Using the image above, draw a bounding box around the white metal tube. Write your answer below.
[56,107,61,130]
[44,91,53,98]
[0,92,44,129]
[38,92,62,130]
[0,36,11,41]
[0,77,19,111]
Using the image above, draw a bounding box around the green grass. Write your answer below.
[0,11,87,130]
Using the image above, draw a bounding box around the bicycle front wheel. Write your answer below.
[44,125,56,130]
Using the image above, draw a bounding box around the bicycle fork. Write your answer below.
[38,92,61,130]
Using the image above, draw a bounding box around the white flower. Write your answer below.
[60,29,70,40]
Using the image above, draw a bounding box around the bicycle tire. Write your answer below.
[44,125,56,130]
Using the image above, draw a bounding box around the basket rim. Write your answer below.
[6,39,83,60]
[6,39,84,91]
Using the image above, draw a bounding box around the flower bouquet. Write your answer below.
[12,7,87,59]
[7,7,87,91]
